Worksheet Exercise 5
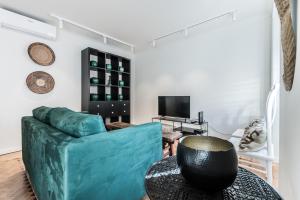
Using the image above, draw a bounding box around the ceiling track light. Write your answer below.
[152,40,156,48]
[150,10,237,48]
[184,28,189,37]
[232,11,237,21]
[130,46,135,53]
[58,19,63,29]
[50,13,135,52]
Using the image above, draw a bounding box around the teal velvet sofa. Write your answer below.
[22,107,162,200]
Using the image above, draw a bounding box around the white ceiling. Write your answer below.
[0,0,273,47]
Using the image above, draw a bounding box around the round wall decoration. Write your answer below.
[28,42,55,66]
[26,71,55,94]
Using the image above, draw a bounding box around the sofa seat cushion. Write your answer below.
[48,107,106,138]
[32,106,52,123]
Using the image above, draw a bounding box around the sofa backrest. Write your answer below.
[65,122,163,200]
[33,106,107,138]
[22,116,163,200]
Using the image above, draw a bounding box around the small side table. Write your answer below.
[145,156,282,200]
[152,116,208,136]
[106,122,133,131]
[162,131,183,156]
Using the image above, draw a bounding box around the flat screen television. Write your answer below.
[158,96,190,118]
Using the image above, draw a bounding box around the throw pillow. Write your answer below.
[32,106,52,124]
[48,107,107,138]
[239,119,267,152]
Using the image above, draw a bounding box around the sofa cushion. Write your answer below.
[32,106,52,123]
[48,107,106,138]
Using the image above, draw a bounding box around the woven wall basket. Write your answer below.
[26,71,55,94]
[28,42,55,66]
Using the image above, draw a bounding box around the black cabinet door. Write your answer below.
[119,101,130,115]
[89,101,130,117]
[104,101,120,117]
[89,102,107,117]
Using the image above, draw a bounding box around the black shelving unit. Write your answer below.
[82,47,131,124]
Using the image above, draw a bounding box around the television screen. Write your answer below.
[158,96,190,118]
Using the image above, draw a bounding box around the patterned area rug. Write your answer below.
[145,156,282,200]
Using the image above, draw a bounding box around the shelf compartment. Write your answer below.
[90,92,105,101]
[110,71,119,86]
[89,49,105,68]
[97,52,105,68]
[122,73,130,87]
[122,58,130,73]
[107,55,119,71]
[90,77,105,85]
[122,87,130,101]
[110,87,119,101]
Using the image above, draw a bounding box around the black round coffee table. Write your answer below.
[145,156,282,200]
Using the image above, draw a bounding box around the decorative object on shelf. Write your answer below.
[177,136,238,192]
[28,42,55,66]
[26,71,55,94]
[119,94,123,101]
[163,130,183,157]
[106,75,111,85]
[106,122,133,131]
[119,66,124,72]
[274,0,297,91]
[119,80,124,87]
[106,64,112,70]
[90,94,99,101]
[90,60,98,67]
[106,94,112,101]
[90,77,100,84]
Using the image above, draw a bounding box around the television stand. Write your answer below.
[152,116,208,136]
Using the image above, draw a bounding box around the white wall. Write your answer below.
[133,11,272,138]
[0,27,134,155]
[279,4,300,199]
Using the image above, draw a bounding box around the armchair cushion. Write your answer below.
[48,107,106,138]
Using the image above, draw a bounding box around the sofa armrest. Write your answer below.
[65,122,162,200]
[22,116,74,200]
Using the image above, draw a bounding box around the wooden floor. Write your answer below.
[0,152,36,200]
[0,151,278,200]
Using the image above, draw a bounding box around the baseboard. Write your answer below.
[0,147,21,155]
